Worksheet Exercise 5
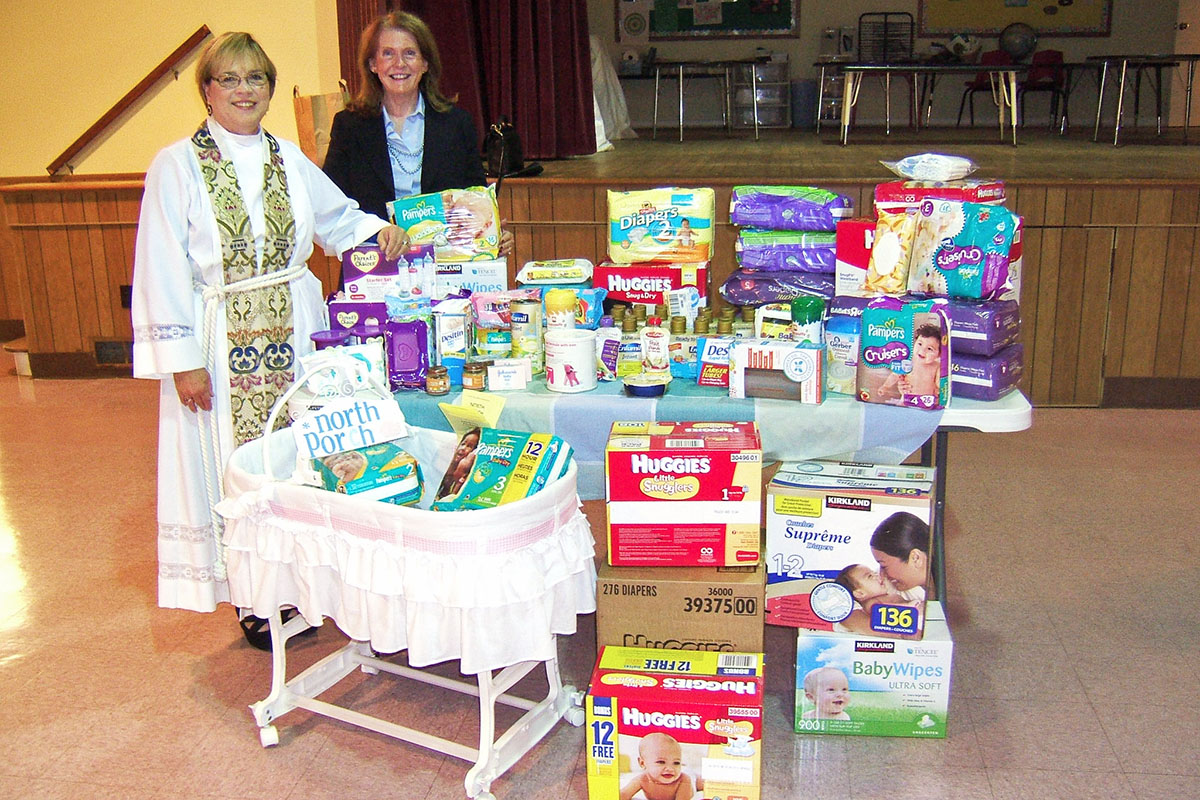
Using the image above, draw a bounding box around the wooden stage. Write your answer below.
[2,124,1199,407]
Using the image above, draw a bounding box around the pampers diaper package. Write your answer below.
[586,646,765,800]
[765,460,934,639]
[607,187,715,264]
[431,427,572,511]
[313,441,423,505]
[907,199,1017,299]
[794,601,953,738]
[388,187,501,262]
[856,297,951,410]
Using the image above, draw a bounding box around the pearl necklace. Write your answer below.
[387,137,424,176]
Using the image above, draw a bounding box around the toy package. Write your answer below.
[607,187,715,264]
[586,646,765,800]
[856,297,950,410]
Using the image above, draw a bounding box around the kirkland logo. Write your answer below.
[827,495,871,511]
[856,641,895,653]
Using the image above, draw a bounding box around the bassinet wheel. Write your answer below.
[472,792,495,800]
[565,706,586,727]
[259,725,280,747]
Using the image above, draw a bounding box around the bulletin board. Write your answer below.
[918,0,1112,37]
[619,0,797,41]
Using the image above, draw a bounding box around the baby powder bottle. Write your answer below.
[595,315,621,381]
[616,314,643,377]
[641,316,671,379]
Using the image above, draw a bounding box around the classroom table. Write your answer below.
[836,63,1026,146]
[1088,53,1200,145]
[393,381,1033,602]
[637,59,764,142]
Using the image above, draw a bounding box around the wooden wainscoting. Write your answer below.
[3,175,1199,408]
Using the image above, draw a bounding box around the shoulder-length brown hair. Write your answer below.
[347,11,454,116]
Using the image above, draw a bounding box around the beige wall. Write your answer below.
[0,0,341,177]
[590,0,1183,127]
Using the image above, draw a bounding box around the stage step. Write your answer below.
[2,337,31,377]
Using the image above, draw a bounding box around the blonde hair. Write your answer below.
[195,32,278,103]
[348,11,453,115]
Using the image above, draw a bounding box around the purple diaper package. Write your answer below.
[384,318,430,391]
[947,298,1020,356]
[735,230,837,273]
[719,269,835,307]
[951,343,1023,401]
[907,200,1017,299]
[730,185,853,231]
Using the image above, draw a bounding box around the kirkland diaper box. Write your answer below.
[596,563,765,653]
[765,461,934,640]
[605,421,762,567]
[795,601,952,738]
[587,646,765,800]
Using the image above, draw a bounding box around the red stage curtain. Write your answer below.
[396,0,486,140]
[336,0,386,98]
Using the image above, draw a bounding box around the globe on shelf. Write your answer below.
[999,22,1038,62]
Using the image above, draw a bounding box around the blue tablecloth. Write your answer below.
[394,381,943,500]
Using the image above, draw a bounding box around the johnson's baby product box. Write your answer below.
[766,460,934,639]
[587,646,765,800]
[605,421,762,567]
[607,187,716,264]
[795,601,952,738]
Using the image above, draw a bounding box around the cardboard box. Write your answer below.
[795,601,952,738]
[586,646,765,800]
[327,299,387,332]
[766,460,934,639]
[434,260,508,296]
[834,217,876,298]
[872,179,1006,214]
[593,260,709,307]
[596,563,765,653]
[605,421,762,567]
[728,340,824,403]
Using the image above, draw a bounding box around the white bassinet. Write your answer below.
[218,410,596,800]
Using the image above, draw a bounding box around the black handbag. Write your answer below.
[484,117,543,181]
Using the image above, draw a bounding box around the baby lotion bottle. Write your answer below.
[595,315,621,381]
[641,316,671,379]
[616,314,643,377]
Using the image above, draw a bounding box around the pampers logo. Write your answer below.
[867,322,907,341]
[621,707,702,729]
[630,454,711,474]
[662,678,758,695]
[399,202,437,223]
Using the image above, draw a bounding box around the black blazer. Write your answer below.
[323,99,488,221]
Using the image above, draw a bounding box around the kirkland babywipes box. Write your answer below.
[605,421,762,567]
[766,460,934,640]
[794,601,952,738]
[596,563,765,653]
[586,646,764,800]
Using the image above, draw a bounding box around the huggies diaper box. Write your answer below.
[593,260,709,308]
[765,460,934,640]
[605,421,762,567]
[795,601,952,738]
[587,646,765,800]
[872,179,1005,215]
[607,187,716,264]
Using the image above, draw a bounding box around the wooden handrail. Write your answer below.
[46,25,212,177]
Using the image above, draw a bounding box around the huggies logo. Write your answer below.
[621,707,702,729]
[662,678,759,695]
[630,454,712,474]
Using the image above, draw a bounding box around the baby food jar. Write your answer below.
[424,365,450,395]
[462,361,488,391]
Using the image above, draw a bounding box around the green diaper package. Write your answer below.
[313,441,423,506]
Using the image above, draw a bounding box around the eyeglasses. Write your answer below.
[212,72,269,90]
[378,48,423,63]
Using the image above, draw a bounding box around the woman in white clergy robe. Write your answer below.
[131,32,407,647]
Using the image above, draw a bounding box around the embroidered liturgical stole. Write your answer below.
[192,123,298,445]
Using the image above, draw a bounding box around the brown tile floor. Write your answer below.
[0,349,1197,799]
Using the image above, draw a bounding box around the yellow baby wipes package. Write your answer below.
[388,187,501,262]
[607,187,715,264]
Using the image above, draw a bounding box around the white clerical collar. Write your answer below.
[208,116,263,148]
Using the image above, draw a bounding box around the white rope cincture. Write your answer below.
[196,261,311,582]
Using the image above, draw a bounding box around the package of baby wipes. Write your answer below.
[388,187,501,262]
[607,187,715,264]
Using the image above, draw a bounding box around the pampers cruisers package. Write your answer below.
[795,601,953,738]
[605,421,762,567]
[856,297,951,410]
[765,461,934,639]
[586,646,765,800]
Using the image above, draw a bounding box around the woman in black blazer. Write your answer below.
[323,11,506,245]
